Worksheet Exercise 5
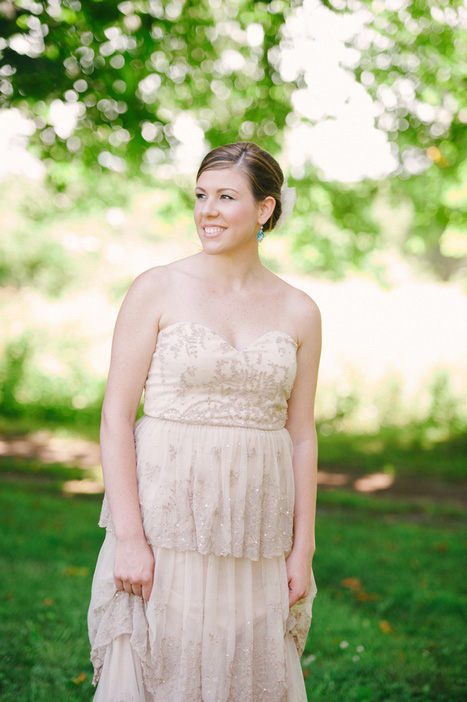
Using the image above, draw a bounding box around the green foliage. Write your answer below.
[322,0,467,279]
[0,225,80,295]
[0,332,108,426]
[0,0,465,279]
[290,176,382,278]
[0,0,291,170]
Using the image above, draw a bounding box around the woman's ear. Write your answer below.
[260,196,276,224]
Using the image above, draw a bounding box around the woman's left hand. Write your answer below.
[285,549,313,607]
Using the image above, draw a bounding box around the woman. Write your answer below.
[88,141,321,701]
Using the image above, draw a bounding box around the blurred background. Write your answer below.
[0,1,465,700]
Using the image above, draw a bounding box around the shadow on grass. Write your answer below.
[0,413,466,700]
[0,475,465,701]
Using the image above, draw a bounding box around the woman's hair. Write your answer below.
[196,142,284,233]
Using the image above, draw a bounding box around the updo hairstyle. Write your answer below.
[196,142,284,233]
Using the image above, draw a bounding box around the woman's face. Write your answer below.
[194,166,274,249]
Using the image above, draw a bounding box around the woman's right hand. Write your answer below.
[113,535,155,602]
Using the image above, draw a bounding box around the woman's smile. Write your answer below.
[203,226,228,238]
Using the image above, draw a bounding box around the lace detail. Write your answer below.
[89,540,315,700]
[288,564,319,658]
[92,627,292,701]
[89,321,318,698]
[98,321,298,558]
[98,416,296,560]
[142,321,298,431]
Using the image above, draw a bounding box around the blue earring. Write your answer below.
[256,225,264,242]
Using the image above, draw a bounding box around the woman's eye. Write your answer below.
[195,194,233,200]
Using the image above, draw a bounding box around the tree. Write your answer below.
[1,0,465,280]
[320,0,466,279]
[0,0,293,171]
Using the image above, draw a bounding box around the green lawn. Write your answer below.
[0,453,465,701]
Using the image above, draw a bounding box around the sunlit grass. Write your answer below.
[0,475,465,701]
[303,505,466,702]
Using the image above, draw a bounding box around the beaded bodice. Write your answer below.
[142,321,298,431]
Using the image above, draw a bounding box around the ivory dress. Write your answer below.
[88,320,318,701]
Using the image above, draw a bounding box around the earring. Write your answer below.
[256,225,264,242]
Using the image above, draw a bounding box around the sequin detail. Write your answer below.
[142,321,298,430]
[89,321,318,700]
[97,321,299,560]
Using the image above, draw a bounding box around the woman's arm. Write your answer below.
[100,267,165,541]
[288,427,318,561]
[284,292,322,603]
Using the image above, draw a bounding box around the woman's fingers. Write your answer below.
[114,573,154,600]
[114,576,151,597]
[289,587,309,607]
[131,582,143,597]
[113,539,155,600]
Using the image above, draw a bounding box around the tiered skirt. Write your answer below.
[88,415,318,701]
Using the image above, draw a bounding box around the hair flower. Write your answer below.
[274,179,296,231]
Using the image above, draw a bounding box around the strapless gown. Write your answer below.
[87,321,318,701]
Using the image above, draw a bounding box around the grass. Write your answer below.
[1,482,100,700]
[303,505,466,701]
[317,423,467,482]
[0,422,466,701]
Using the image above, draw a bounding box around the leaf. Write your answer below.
[71,672,86,685]
[379,620,392,633]
[356,591,381,601]
[63,566,89,577]
[341,577,362,590]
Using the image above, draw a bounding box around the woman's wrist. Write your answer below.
[291,541,315,561]
[115,527,146,543]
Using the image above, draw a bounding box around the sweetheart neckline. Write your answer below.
[157,320,298,354]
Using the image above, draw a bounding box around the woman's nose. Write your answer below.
[202,197,220,215]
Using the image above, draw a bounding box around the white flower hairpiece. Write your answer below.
[274,179,296,232]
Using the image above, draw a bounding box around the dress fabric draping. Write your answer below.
[88,320,318,701]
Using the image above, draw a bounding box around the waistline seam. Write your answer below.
[140,413,286,432]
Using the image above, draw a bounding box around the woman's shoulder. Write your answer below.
[267,274,321,349]
[269,271,321,317]
[131,256,195,289]
[137,254,200,285]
